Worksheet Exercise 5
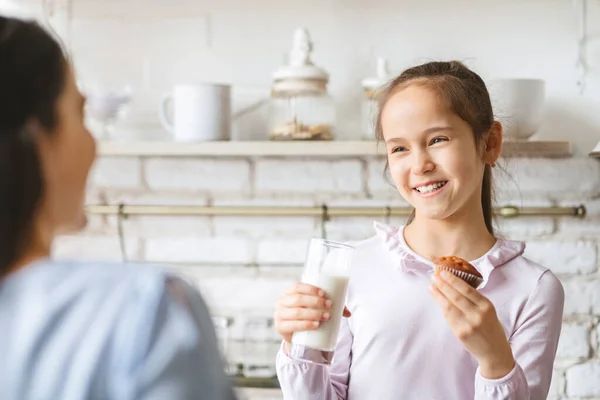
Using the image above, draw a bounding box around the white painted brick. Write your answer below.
[325,217,381,241]
[212,197,318,238]
[256,239,309,265]
[558,200,600,236]
[144,238,253,264]
[524,242,597,275]
[367,158,400,199]
[324,199,409,240]
[595,324,600,355]
[144,158,251,192]
[90,157,141,189]
[163,265,256,291]
[212,197,317,207]
[492,189,554,205]
[165,265,299,328]
[325,197,410,209]
[494,218,555,239]
[195,274,294,314]
[324,198,410,236]
[254,159,363,194]
[557,324,591,360]
[562,279,600,315]
[104,192,209,206]
[120,216,211,238]
[547,369,563,400]
[498,158,600,199]
[565,361,600,397]
[214,216,317,239]
[53,235,140,261]
[98,193,212,237]
[159,264,279,313]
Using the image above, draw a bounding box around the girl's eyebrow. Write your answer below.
[423,126,453,134]
[385,126,453,145]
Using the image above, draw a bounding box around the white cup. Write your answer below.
[159,83,231,141]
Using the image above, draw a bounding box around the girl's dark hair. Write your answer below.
[375,61,495,234]
[0,16,66,273]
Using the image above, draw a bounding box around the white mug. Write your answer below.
[159,83,231,141]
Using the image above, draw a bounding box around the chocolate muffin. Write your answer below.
[433,256,483,289]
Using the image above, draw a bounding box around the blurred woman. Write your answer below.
[0,15,236,400]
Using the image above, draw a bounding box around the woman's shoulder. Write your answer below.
[5,259,199,318]
[0,261,229,398]
[15,258,181,288]
[4,258,211,353]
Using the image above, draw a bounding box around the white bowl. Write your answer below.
[487,78,545,140]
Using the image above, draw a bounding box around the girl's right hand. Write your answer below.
[274,282,351,346]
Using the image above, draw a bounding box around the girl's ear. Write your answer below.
[483,121,503,166]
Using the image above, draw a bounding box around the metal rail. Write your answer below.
[85,204,586,219]
[85,203,586,262]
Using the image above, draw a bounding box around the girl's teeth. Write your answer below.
[416,182,446,193]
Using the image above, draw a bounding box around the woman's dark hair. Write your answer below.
[375,61,496,235]
[0,16,66,273]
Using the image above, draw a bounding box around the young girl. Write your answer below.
[274,61,564,399]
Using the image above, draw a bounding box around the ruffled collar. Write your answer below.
[373,221,525,290]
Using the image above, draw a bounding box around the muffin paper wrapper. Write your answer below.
[434,266,484,289]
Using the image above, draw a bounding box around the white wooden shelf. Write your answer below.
[97,140,572,158]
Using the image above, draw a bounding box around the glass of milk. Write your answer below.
[289,238,355,365]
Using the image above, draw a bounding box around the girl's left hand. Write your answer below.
[429,270,516,379]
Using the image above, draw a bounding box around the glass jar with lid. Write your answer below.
[361,57,391,140]
[268,28,336,141]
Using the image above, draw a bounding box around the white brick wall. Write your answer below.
[256,239,308,265]
[53,234,141,261]
[254,159,364,194]
[565,362,600,397]
[596,324,600,354]
[524,242,597,275]
[557,324,591,360]
[10,0,600,396]
[498,159,600,199]
[144,158,251,193]
[562,279,600,315]
[90,157,142,190]
[145,237,253,264]
[547,369,564,400]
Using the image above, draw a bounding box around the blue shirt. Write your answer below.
[0,259,237,400]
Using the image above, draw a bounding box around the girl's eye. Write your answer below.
[430,137,448,145]
[391,146,407,154]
